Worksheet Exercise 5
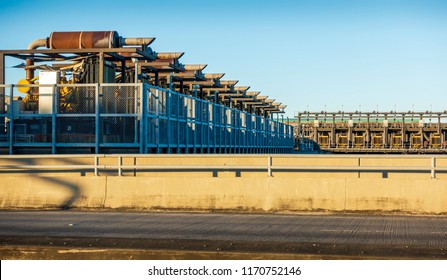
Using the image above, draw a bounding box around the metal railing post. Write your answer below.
[95,84,100,154]
[156,89,160,154]
[140,84,146,154]
[8,85,13,154]
[167,90,171,153]
[51,84,57,154]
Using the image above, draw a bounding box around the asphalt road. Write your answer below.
[1,211,447,259]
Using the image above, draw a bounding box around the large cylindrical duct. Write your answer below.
[49,31,120,49]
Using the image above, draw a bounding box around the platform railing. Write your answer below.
[1,154,446,179]
[0,83,294,154]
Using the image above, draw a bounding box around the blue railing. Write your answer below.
[0,83,294,154]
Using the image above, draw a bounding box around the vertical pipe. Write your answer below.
[155,72,159,87]
[99,52,104,84]
[179,80,183,94]
[26,58,35,81]
[132,58,139,84]
[121,59,126,83]
[168,73,173,91]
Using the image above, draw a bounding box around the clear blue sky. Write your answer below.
[1,0,446,117]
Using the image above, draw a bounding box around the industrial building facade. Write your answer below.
[0,31,293,154]
[296,111,447,153]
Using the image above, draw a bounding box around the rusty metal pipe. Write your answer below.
[27,38,48,50]
[120,37,155,46]
[49,31,120,49]
[26,38,48,80]
[48,31,154,49]
[25,31,155,79]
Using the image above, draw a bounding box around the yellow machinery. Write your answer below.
[410,134,422,149]
[318,134,329,148]
[296,111,447,153]
[17,77,39,111]
[391,135,402,149]
[16,66,83,113]
[337,134,348,148]
[430,133,442,149]
[371,134,383,148]
[353,135,365,149]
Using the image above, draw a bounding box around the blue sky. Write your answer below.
[1,0,446,117]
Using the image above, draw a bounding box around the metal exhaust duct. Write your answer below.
[25,31,154,80]
[48,31,154,49]
[26,38,48,80]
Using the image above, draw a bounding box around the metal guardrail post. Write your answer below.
[118,156,122,176]
[358,157,361,178]
[94,155,99,176]
[267,155,272,177]
[431,157,436,179]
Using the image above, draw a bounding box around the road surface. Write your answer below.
[1,211,446,259]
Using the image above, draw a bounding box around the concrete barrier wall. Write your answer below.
[1,175,446,214]
[0,177,106,209]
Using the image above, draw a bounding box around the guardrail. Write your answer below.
[1,154,447,179]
